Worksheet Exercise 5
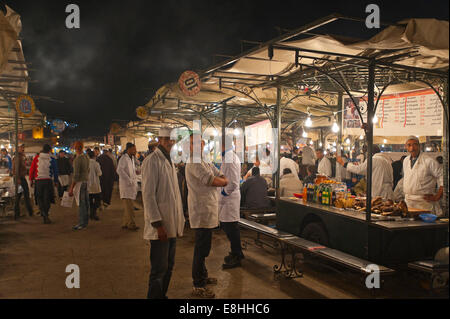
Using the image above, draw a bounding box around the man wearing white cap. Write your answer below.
[142,127,185,299]
[401,136,443,214]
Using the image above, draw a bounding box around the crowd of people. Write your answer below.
[4,131,445,300]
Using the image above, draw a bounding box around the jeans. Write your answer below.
[14,177,33,217]
[147,238,176,299]
[78,182,90,227]
[192,228,212,288]
[35,179,53,217]
[220,222,244,258]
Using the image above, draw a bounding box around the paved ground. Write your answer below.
[0,186,445,299]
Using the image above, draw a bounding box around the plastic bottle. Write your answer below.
[302,186,307,203]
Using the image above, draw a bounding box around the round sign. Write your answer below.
[16,95,36,118]
[136,106,149,120]
[178,71,201,96]
[52,119,66,133]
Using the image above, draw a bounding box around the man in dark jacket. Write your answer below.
[97,149,117,207]
[240,167,271,209]
[13,144,34,218]
[392,155,406,189]
[57,150,72,197]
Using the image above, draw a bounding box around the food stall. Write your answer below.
[137,14,448,268]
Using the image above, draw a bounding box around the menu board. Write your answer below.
[343,89,443,137]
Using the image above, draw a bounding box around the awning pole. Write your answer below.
[443,80,449,217]
[275,87,282,199]
[366,59,375,226]
[337,92,343,181]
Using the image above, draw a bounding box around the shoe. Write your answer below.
[73,225,86,231]
[43,216,52,224]
[134,207,139,211]
[93,216,99,221]
[224,253,244,264]
[222,255,242,269]
[121,226,128,230]
[127,226,139,231]
[205,277,218,285]
[192,287,215,298]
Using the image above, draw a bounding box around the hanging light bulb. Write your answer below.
[359,135,364,140]
[345,138,350,144]
[309,140,314,145]
[372,115,378,124]
[305,110,313,128]
[302,127,308,138]
[233,128,240,136]
[331,113,339,133]
[319,142,323,147]
[213,130,218,137]
[383,139,387,144]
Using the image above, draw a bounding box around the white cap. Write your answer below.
[405,135,419,144]
[158,127,172,138]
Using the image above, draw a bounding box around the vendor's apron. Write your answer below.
[405,194,442,216]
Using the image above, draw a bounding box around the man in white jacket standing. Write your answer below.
[186,133,228,298]
[142,127,185,299]
[116,142,139,231]
[219,134,244,269]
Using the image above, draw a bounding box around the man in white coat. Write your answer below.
[116,142,139,231]
[301,142,316,166]
[316,149,332,177]
[280,155,300,179]
[142,127,185,299]
[401,136,443,214]
[186,133,228,298]
[337,145,394,200]
[219,134,244,269]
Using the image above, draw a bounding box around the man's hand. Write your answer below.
[68,187,74,197]
[157,226,168,242]
[30,180,34,188]
[424,193,441,202]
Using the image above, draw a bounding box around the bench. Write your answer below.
[240,207,276,220]
[408,260,449,291]
[238,218,396,283]
[248,213,277,225]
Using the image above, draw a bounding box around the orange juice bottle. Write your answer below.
[302,186,307,203]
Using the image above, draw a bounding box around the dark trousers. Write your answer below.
[147,238,176,299]
[220,221,244,258]
[89,193,101,218]
[192,228,212,288]
[100,178,113,205]
[35,179,53,217]
[57,182,68,198]
[14,177,33,217]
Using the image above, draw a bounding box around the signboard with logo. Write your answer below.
[51,119,67,133]
[178,71,201,96]
[15,95,36,118]
[32,127,44,139]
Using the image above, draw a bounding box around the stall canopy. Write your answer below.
[135,15,448,139]
[0,5,44,134]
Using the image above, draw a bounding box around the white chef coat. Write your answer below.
[259,156,273,175]
[402,152,443,213]
[142,148,185,240]
[345,153,394,200]
[116,153,138,200]
[280,173,304,197]
[218,150,241,223]
[280,157,299,178]
[88,159,102,194]
[317,156,332,178]
[301,145,316,166]
[186,160,221,229]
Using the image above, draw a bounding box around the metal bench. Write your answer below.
[248,213,276,225]
[240,207,276,219]
[408,260,449,291]
[239,218,396,283]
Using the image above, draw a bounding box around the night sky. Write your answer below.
[4,0,449,138]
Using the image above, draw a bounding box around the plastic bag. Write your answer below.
[61,191,74,208]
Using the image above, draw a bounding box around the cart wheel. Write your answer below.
[301,222,329,246]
